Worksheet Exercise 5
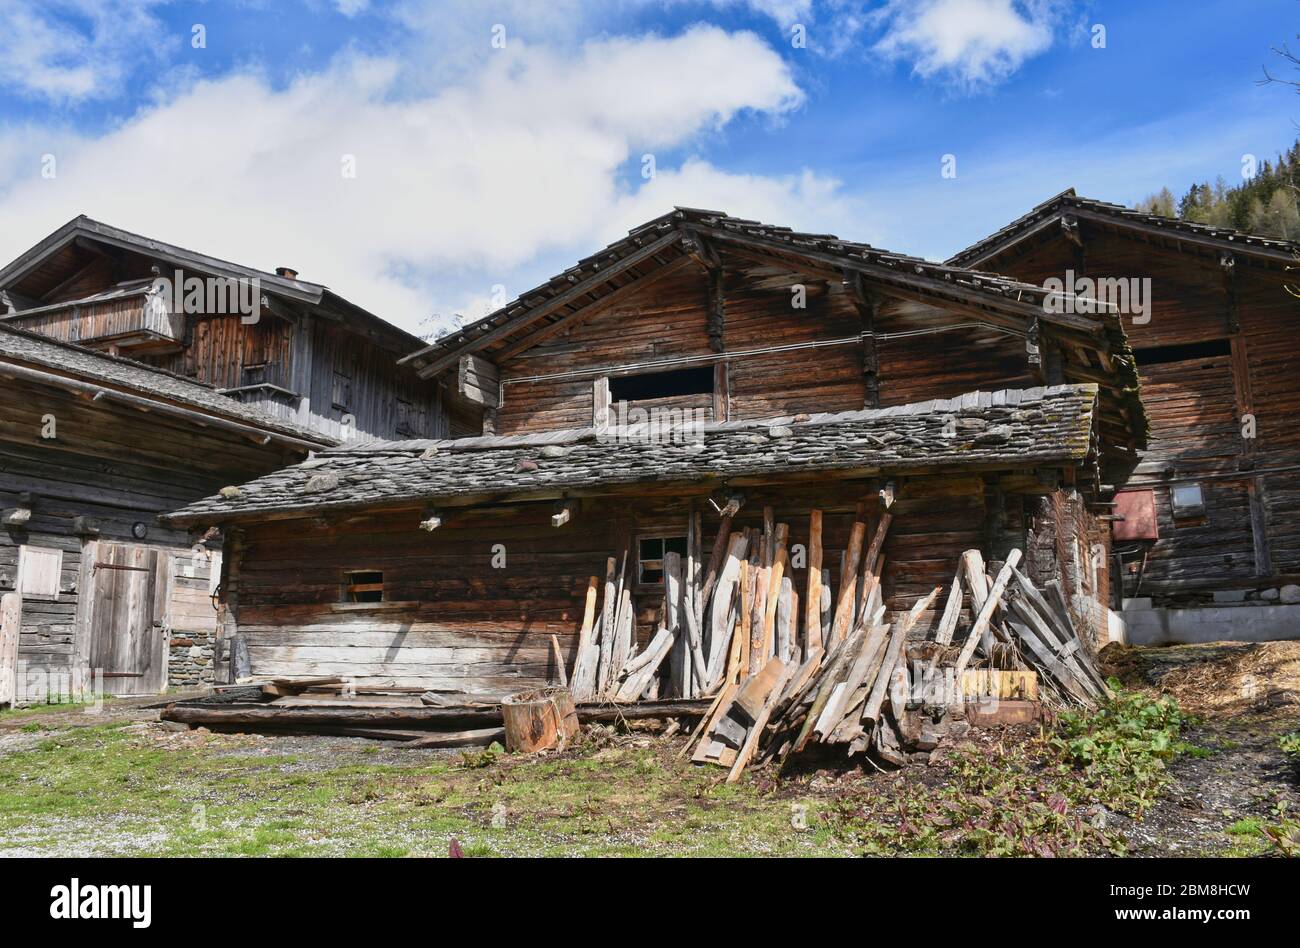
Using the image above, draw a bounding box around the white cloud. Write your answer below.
[869,0,1063,88]
[336,0,370,16]
[0,26,814,335]
[0,0,174,102]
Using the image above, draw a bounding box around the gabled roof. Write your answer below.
[163,383,1100,526]
[400,206,1121,379]
[947,188,1300,269]
[0,322,333,451]
[398,206,1146,452]
[0,215,430,356]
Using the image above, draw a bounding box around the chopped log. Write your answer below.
[614,626,675,701]
[829,521,867,645]
[863,625,906,726]
[748,549,769,673]
[551,499,574,528]
[760,540,788,666]
[738,558,753,679]
[933,576,963,647]
[953,549,1023,675]
[861,512,891,586]
[776,576,794,663]
[706,532,750,686]
[570,575,601,700]
[1006,617,1095,706]
[805,509,824,655]
[815,621,890,740]
[665,551,686,698]
[1006,596,1102,703]
[787,624,865,759]
[597,556,618,695]
[610,585,634,685]
[699,516,734,608]
[501,687,580,753]
[1032,574,1110,695]
[819,568,832,645]
[550,635,568,687]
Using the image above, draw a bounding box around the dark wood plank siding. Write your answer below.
[0,376,309,694]
[493,254,1038,434]
[980,226,1300,593]
[228,477,1000,692]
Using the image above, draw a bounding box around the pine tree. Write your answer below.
[1133,138,1300,239]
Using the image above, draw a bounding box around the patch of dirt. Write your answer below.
[1100,640,1300,718]
[1099,641,1300,855]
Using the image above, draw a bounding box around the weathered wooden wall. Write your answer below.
[224,474,1084,694]
[492,253,1037,435]
[0,375,307,699]
[976,227,1299,597]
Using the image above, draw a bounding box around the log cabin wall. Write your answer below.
[492,252,1039,435]
[972,227,1297,602]
[222,473,1092,694]
[1,229,455,443]
[0,376,309,701]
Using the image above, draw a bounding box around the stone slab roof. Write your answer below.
[164,384,1099,526]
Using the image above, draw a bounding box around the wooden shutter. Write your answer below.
[17,546,63,601]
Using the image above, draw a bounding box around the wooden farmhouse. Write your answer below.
[0,215,475,443]
[0,322,333,704]
[162,209,1148,698]
[950,190,1300,642]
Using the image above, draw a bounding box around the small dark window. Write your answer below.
[610,366,713,402]
[637,536,688,585]
[343,570,384,603]
[1134,339,1231,367]
[332,349,356,410]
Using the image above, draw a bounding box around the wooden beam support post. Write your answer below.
[848,271,880,409]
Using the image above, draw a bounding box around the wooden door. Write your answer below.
[85,544,173,696]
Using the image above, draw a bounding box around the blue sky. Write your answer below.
[0,0,1295,336]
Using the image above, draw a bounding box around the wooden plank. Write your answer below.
[804,509,823,656]
[726,658,793,784]
[954,549,1022,675]
[829,521,866,645]
[569,575,600,700]
[0,593,20,706]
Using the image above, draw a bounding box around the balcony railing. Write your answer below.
[2,282,184,354]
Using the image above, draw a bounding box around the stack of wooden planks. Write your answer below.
[571,497,896,705]
[682,536,1110,780]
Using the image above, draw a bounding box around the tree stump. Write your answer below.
[500,687,579,753]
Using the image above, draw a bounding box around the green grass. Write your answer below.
[0,724,851,857]
[823,688,1196,857]
[0,696,115,720]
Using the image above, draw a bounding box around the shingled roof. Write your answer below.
[0,322,333,449]
[163,383,1100,526]
[947,188,1300,269]
[401,206,1122,380]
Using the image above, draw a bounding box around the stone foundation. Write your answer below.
[168,628,216,687]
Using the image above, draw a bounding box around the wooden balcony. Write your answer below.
[2,282,185,355]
